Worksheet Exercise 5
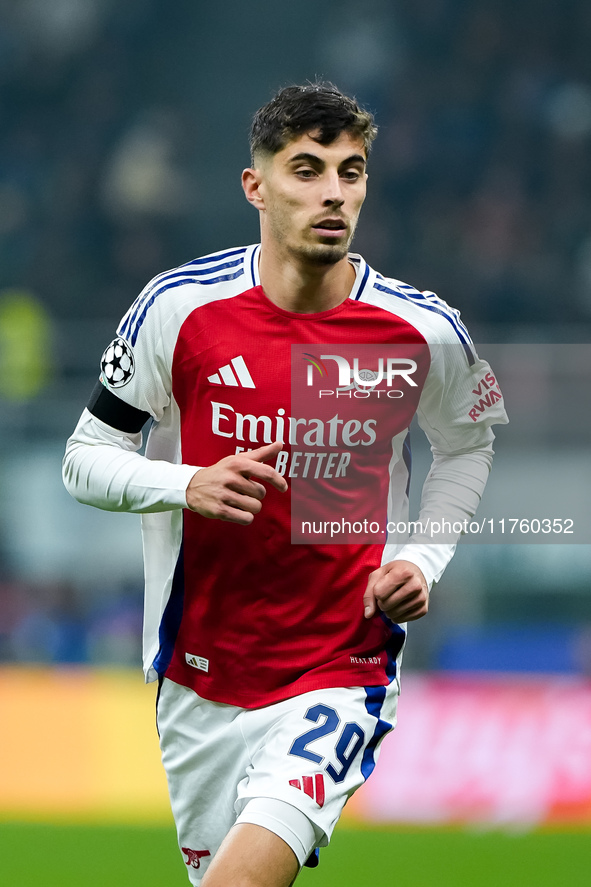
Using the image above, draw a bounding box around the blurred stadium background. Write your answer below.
[1,0,590,884]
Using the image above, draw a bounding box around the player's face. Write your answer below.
[249,131,368,266]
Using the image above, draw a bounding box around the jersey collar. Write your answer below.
[245,244,374,302]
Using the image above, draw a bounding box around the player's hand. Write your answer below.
[185,441,288,525]
[363,560,429,623]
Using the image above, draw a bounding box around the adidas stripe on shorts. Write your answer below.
[157,677,399,885]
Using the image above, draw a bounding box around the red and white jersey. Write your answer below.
[63,244,507,707]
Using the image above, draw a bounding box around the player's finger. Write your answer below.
[240,458,288,492]
[376,578,427,613]
[372,575,405,603]
[382,595,429,622]
[363,568,383,618]
[404,600,429,621]
[377,587,422,612]
[373,576,417,606]
[372,562,425,603]
[223,492,264,516]
[218,506,256,526]
[227,476,267,500]
[378,577,428,611]
[239,441,287,488]
[363,592,376,619]
[242,441,284,462]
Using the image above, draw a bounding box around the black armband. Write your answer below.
[87,381,151,433]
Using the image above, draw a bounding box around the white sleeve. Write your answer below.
[389,342,508,588]
[63,273,203,513]
[63,409,199,513]
[388,446,492,588]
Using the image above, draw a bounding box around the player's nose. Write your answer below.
[321,172,345,207]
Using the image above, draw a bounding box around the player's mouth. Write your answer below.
[312,218,348,239]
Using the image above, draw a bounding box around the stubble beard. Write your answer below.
[288,241,351,266]
[269,212,357,267]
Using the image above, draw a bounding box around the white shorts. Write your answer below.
[156,678,399,885]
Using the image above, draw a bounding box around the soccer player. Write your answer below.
[63,82,507,887]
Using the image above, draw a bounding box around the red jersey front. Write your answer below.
[86,244,506,706]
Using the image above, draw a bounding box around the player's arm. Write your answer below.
[63,276,287,518]
[63,382,198,513]
[364,341,508,622]
[63,383,286,518]
[362,446,493,621]
[362,448,493,623]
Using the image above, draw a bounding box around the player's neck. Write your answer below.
[258,246,356,314]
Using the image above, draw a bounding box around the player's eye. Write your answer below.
[295,168,317,178]
[341,170,362,181]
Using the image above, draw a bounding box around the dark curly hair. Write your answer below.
[249,81,377,163]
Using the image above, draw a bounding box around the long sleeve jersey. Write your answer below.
[63,245,508,707]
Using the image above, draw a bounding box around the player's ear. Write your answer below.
[242,167,266,211]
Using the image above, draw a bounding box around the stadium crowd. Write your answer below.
[0,0,590,329]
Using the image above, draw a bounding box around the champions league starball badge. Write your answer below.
[100,337,135,388]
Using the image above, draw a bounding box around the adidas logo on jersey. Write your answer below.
[289,773,325,808]
[207,355,255,388]
[185,653,209,672]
